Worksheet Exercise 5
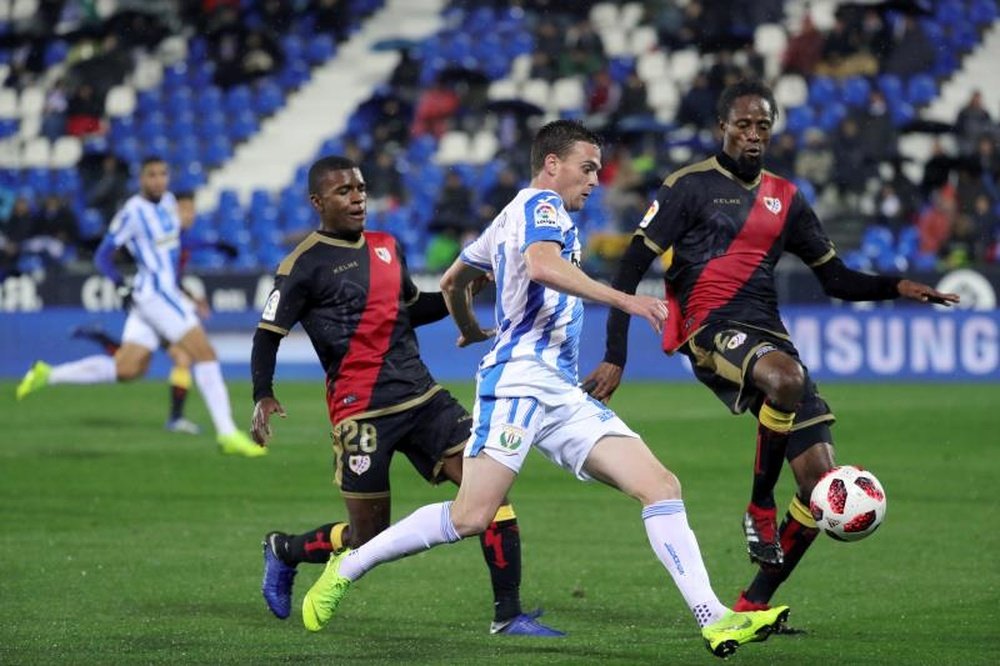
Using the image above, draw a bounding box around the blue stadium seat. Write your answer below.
[171,136,200,164]
[279,59,311,90]
[188,61,215,88]
[817,103,847,132]
[228,110,259,142]
[23,168,50,194]
[877,74,903,103]
[171,111,196,137]
[43,40,69,68]
[949,21,978,50]
[163,63,188,92]
[808,76,838,107]
[281,35,304,63]
[935,0,965,26]
[114,137,140,164]
[308,34,336,64]
[0,118,17,138]
[861,225,894,259]
[195,86,224,116]
[250,188,272,210]
[784,105,815,136]
[197,111,227,142]
[907,74,936,106]
[218,188,240,210]
[970,0,998,24]
[840,76,871,107]
[136,89,162,117]
[891,100,915,126]
[911,252,938,271]
[255,80,284,115]
[843,249,872,272]
[138,113,167,144]
[109,116,135,144]
[78,208,106,239]
[896,225,920,258]
[224,86,253,115]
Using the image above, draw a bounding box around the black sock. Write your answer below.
[169,385,187,420]
[479,509,522,623]
[751,401,794,509]
[745,496,820,604]
[281,522,344,565]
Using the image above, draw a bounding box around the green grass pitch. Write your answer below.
[2,380,998,664]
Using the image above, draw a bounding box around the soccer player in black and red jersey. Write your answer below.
[249,155,562,636]
[583,80,959,614]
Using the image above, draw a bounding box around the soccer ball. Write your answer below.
[809,465,886,542]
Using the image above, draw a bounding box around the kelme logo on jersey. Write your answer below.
[374,247,392,263]
[763,196,782,214]
[262,289,280,321]
[348,454,371,476]
[533,202,558,228]
[498,425,524,452]
[726,332,747,350]
[639,199,659,229]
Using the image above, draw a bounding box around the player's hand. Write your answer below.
[581,361,623,403]
[897,279,960,306]
[195,297,211,320]
[251,397,286,445]
[625,294,668,333]
[116,284,133,311]
[468,272,494,297]
[457,327,495,347]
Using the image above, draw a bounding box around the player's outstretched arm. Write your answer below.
[440,258,494,347]
[897,279,960,306]
[523,241,666,333]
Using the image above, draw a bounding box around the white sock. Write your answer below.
[642,500,728,628]
[339,501,462,581]
[192,360,237,436]
[49,355,117,384]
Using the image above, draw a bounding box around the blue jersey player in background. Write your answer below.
[16,157,263,458]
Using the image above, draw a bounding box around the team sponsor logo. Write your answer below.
[754,343,778,359]
[333,260,359,274]
[261,289,280,321]
[348,454,371,476]
[726,332,748,350]
[763,196,782,214]
[374,247,392,263]
[497,424,525,452]
[533,202,559,228]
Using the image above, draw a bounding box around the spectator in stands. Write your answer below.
[955,90,994,156]
[410,76,460,139]
[426,171,476,271]
[16,194,79,270]
[676,73,715,129]
[921,139,955,198]
[859,8,891,61]
[644,0,685,48]
[832,117,871,201]
[585,67,620,119]
[794,129,834,187]
[0,193,33,274]
[239,30,284,84]
[65,83,103,137]
[873,183,907,232]
[973,193,1000,262]
[559,46,603,80]
[41,79,68,141]
[917,188,957,256]
[371,96,411,148]
[388,48,422,101]
[614,72,653,122]
[817,15,859,76]
[707,50,740,97]
[883,15,934,79]
[782,16,823,76]
[312,0,351,43]
[766,133,797,179]
[360,151,405,212]
[529,51,560,82]
[854,89,897,163]
[478,166,520,224]
[85,154,129,223]
[956,135,1000,214]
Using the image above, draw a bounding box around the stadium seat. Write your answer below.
[589,2,619,30]
[773,73,808,109]
[784,105,815,136]
[620,2,644,29]
[224,86,253,115]
[49,136,82,168]
[877,74,903,103]
[166,86,194,117]
[105,85,137,117]
[17,86,45,118]
[255,81,284,115]
[21,137,50,168]
[435,131,470,165]
[629,26,658,56]
[970,0,998,24]
[861,225,894,259]
[669,50,700,86]
[808,76,837,107]
[552,78,585,112]
[840,76,871,107]
[308,34,336,64]
[78,208,106,239]
[906,75,936,106]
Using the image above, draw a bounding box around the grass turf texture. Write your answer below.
[2,380,998,665]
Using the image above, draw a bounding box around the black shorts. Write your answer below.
[331,388,471,499]
[682,322,835,460]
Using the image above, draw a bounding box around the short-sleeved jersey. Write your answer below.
[637,156,836,343]
[258,230,437,425]
[107,192,183,301]
[460,188,584,392]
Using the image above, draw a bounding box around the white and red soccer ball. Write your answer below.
[809,465,887,542]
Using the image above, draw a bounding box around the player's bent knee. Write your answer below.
[449,506,493,537]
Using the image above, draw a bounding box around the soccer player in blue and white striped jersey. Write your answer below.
[16,157,263,457]
[297,121,791,657]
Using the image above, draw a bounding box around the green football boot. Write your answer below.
[16,361,51,400]
[302,548,353,632]
[702,605,790,658]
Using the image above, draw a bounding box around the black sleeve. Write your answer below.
[251,328,283,402]
[811,256,901,301]
[604,235,660,367]
[408,291,450,327]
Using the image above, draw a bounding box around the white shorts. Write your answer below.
[121,289,199,350]
[465,385,639,480]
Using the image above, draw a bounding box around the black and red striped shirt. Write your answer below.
[257,230,436,424]
[633,154,835,349]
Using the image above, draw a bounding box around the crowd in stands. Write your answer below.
[1,0,999,282]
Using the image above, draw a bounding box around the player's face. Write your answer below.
[310,168,367,234]
[176,198,196,230]
[720,95,773,168]
[140,162,169,201]
[551,141,601,212]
